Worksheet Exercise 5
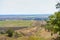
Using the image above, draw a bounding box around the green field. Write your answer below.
[0,20,33,27]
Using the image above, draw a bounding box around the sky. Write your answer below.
[0,0,57,15]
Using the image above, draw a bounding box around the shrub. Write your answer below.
[0,31,6,34]
[6,29,14,37]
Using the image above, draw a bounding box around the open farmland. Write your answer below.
[0,20,33,27]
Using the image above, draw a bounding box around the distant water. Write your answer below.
[0,14,51,20]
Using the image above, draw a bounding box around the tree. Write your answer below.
[48,12,60,35]
[47,1,60,35]
[46,1,60,40]
[56,2,60,9]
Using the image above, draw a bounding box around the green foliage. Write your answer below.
[47,12,60,35]
[6,29,14,37]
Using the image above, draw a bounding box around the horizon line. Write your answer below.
[0,14,52,15]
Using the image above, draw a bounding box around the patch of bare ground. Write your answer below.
[0,35,8,40]
[16,26,59,40]
[16,27,38,36]
[39,28,51,38]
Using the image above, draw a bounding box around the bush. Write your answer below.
[0,31,6,34]
[6,29,14,37]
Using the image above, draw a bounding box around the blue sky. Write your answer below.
[0,0,57,15]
